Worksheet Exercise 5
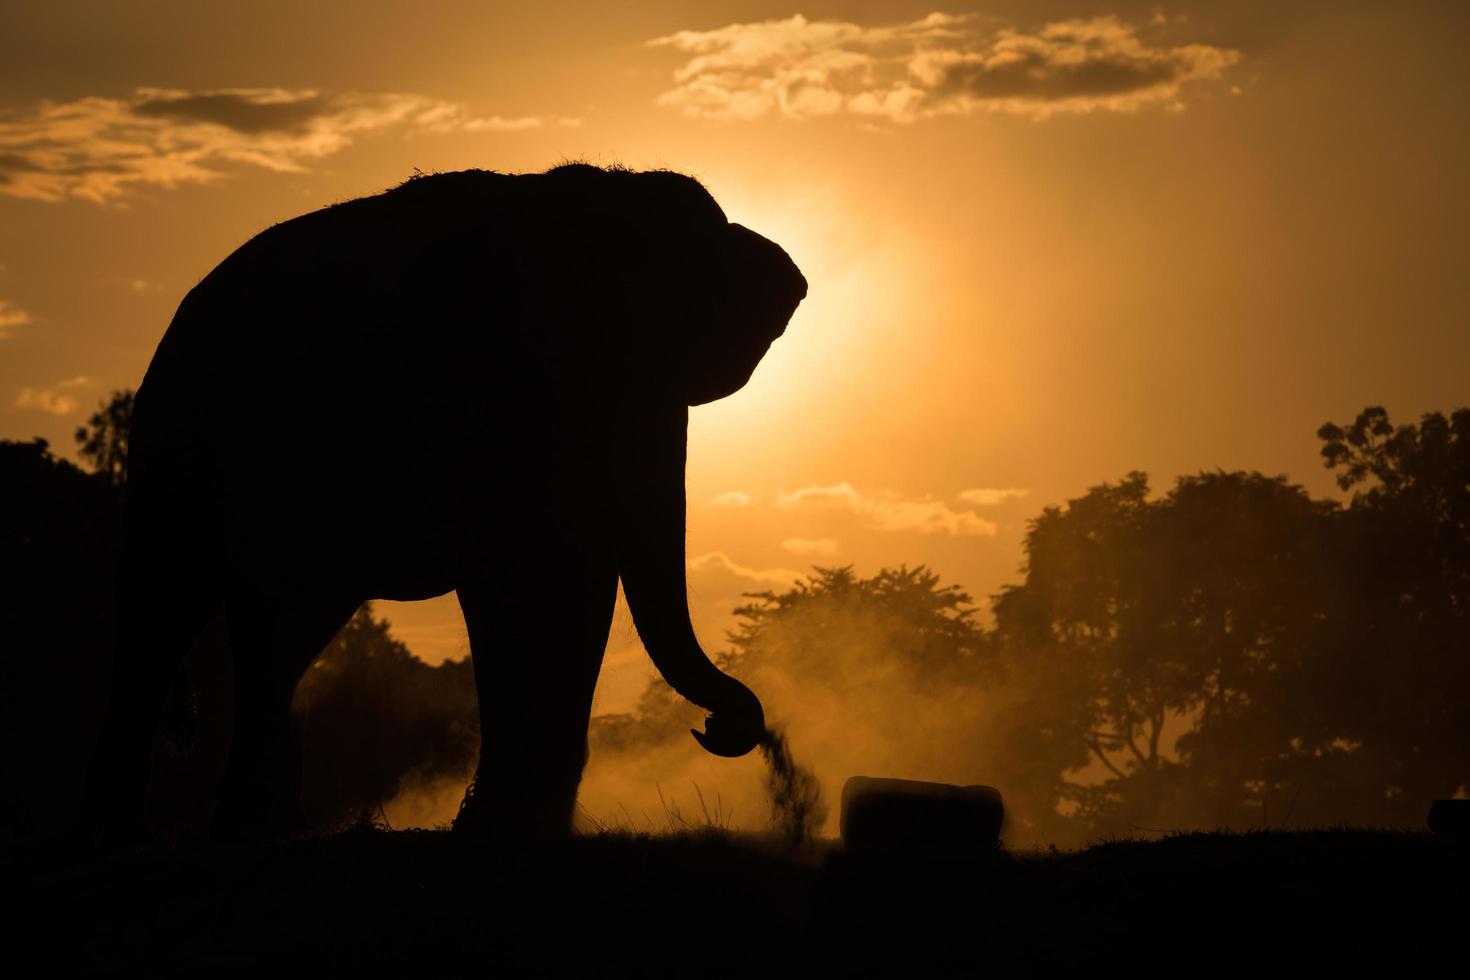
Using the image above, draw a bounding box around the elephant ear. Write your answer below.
[674,222,806,406]
[613,171,806,406]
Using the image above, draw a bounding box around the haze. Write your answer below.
[3,0,1467,720]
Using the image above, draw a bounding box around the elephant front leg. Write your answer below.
[454,561,617,839]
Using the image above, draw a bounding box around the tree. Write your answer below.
[585,565,1070,838]
[294,603,479,828]
[1319,405,1470,501]
[1314,406,1470,817]
[591,565,988,752]
[992,470,1339,835]
[1152,472,1339,829]
[74,388,134,486]
[726,565,985,692]
[587,673,705,758]
[0,438,121,837]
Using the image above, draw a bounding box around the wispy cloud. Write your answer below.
[957,487,1031,506]
[688,551,802,590]
[0,298,30,338]
[650,11,1238,123]
[781,537,840,557]
[15,375,90,415]
[710,490,756,506]
[0,87,581,204]
[460,114,581,132]
[777,482,998,536]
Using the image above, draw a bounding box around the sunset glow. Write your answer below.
[3,2,1468,840]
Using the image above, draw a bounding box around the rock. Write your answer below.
[1428,799,1470,835]
[840,776,1003,851]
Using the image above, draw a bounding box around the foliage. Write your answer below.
[726,564,984,690]
[5,400,1470,844]
[0,425,480,836]
[590,565,987,758]
[1318,405,1470,499]
[74,389,134,486]
[294,603,479,828]
[990,407,1470,836]
[0,439,122,836]
[595,405,1468,843]
[587,671,704,754]
[992,470,1342,834]
[1312,406,1470,821]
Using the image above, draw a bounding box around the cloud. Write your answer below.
[781,537,840,557]
[776,482,998,536]
[685,551,803,647]
[0,298,30,338]
[957,487,1031,506]
[687,551,802,586]
[649,12,1238,122]
[710,490,756,506]
[0,87,581,204]
[460,114,582,132]
[15,375,90,415]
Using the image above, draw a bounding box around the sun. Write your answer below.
[690,176,920,467]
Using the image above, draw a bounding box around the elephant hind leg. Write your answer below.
[211,590,358,842]
[454,561,618,839]
[84,526,222,845]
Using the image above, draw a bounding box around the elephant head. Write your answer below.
[546,164,807,758]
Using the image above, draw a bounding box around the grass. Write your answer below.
[576,783,736,835]
[6,826,1467,972]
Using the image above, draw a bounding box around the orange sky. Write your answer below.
[3,1,1467,712]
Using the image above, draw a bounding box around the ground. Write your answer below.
[6,828,1466,973]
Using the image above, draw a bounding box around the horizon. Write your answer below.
[3,1,1468,723]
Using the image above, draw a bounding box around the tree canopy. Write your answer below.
[596,405,1470,843]
[74,389,134,487]
[4,401,1467,844]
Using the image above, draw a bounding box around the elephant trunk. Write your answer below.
[614,403,766,758]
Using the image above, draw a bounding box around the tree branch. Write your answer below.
[1122,726,1150,770]
[1086,738,1128,780]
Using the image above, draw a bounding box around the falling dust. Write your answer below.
[760,727,826,846]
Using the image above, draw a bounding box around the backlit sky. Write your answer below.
[3,1,1467,712]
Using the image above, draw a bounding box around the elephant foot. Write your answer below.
[451,777,576,840]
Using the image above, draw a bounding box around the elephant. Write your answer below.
[84,163,807,843]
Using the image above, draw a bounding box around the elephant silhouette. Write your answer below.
[84,163,807,842]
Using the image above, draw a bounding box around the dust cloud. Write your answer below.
[576,622,1016,842]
